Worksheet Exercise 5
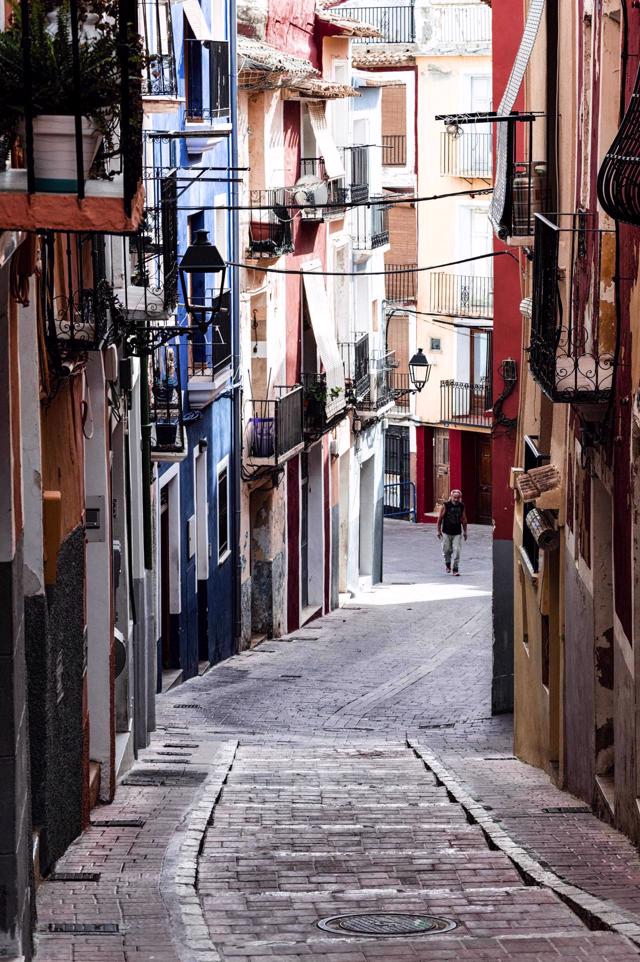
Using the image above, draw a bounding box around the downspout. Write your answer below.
[229,0,243,648]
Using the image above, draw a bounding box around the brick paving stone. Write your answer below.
[32,522,640,960]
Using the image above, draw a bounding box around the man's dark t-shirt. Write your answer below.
[442,501,465,536]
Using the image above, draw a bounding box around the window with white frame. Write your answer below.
[217,457,230,563]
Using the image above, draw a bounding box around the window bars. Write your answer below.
[529,212,617,404]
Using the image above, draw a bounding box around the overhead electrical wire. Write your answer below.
[228,250,511,278]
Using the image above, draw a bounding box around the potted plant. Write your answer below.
[0,0,132,191]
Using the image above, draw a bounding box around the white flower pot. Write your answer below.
[20,115,102,193]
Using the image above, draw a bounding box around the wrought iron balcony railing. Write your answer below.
[440,379,492,429]
[247,189,295,259]
[349,146,370,197]
[352,199,390,251]
[429,272,493,319]
[40,232,123,370]
[340,333,370,401]
[150,343,186,459]
[113,166,179,319]
[358,351,396,412]
[247,386,304,465]
[185,38,231,123]
[385,265,417,303]
[187,291,232,379]
[333,4,416,43]
[429,4,491,47]
[298,157,348,220]
[140,0,178,98]
[389,372,411,412]
[0,0,143,230]
[382,135,407,167]
[529,212,617,404]
[440,130,492,179]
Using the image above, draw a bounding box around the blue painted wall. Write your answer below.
[153,0,238,682]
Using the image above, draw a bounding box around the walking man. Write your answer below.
[437,489,468,576]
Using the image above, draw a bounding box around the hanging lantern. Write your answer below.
[178,229,227,333]
[408,348,431,393]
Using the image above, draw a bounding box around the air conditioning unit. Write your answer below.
[293,175,329,220]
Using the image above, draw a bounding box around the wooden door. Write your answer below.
[476,435,492,524]
[434,429,450,508]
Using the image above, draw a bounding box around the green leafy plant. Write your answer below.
[0,0,141,155]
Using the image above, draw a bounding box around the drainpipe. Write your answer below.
[139,328,154,572]
[229,0,243,648]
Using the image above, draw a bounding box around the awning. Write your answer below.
[302,265,346,417]
[306,103,346,179]
[178,0,214,41]
[489,0,545,235]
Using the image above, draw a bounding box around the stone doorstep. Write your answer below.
[408,739,640,948]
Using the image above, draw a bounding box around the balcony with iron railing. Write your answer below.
[298,157,348,221]
[246,386,304,466]
[429,272,493,320]
[333,4,416,43]
[340,333,370,401]
[111,165,179,319]
[40,232,123,373]
[385,265,417,304]
[389,372,411,412]
[247,189,295,259]
[426,3,492,49]
[0,0,144,233]
[358,351,396,413]
[529,212,617,404]
[382,135,407,168]
[140,0,178,102]
[440,379,492,430]
[187,291,232,409]
[440,130,492,179]
[352,199,390,252]
[150,343,187,461]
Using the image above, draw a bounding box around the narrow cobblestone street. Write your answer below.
[35,523,640,961]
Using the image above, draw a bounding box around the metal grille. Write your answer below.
[49,872,101,882]
[489,0,546,232]
[440,379,492,429]
[121,769,207,786]
[429,272,493,320]
[384,429,415,521]
[333,5,416,44]
[317,913,456,937]
[598,61,640,225]
[47,923,121,935]
[91,818,146,828]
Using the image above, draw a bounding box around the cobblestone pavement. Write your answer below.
[33,522,640,960]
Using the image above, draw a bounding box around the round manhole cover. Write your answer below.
[317,913,457,937]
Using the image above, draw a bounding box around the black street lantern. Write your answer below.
[179,229,227,333]
[408,348,431,392]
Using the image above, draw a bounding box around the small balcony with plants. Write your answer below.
[150,343,187,462]
[247,189,295,260]
[140,0,178,111]
[301,372,347,438]
[340,332,370,403]
[0,0,144,233]
[187,290,232,409]
[183,34,231,153]
[246,385,304,468]
[529,212,617,405]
